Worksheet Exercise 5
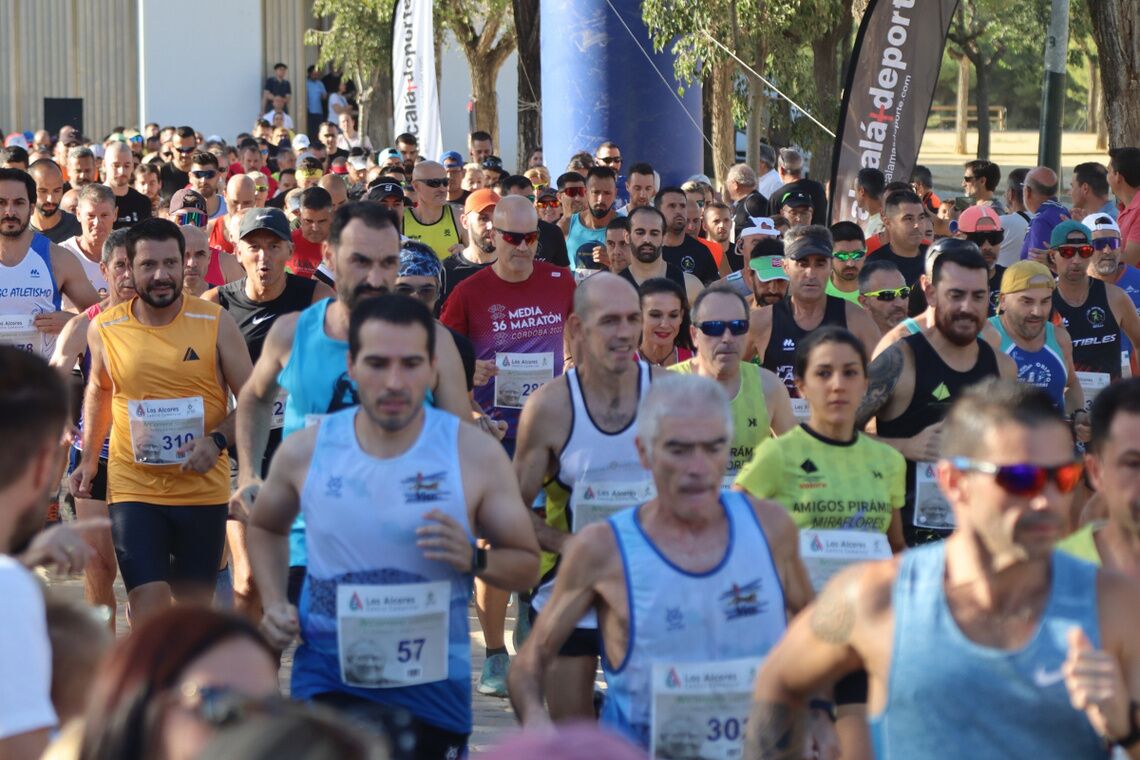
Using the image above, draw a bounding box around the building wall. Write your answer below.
[0,0,138,139]
[263,0,322,136]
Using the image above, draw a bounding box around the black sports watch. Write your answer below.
[471,545,487,574]
[1112,701,1140,750]
[208,431,228,453]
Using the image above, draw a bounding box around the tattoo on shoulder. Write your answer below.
[809,575,856,646]
[855,344,903,429]
[744,700,805,760]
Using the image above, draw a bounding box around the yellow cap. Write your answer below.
[1000,260,1055,294]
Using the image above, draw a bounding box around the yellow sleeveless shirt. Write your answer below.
[96,295,231,506]
[403,205,462,259]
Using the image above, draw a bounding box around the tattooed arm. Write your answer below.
[854,344,904,430]
[745,564,887,760]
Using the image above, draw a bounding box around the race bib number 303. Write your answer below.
[650,657,761,760]
[336,581,450,689]
[127,397,205,465]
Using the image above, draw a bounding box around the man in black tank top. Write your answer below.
[1049,221,1140,388]
[202,208,332,621]
[749,225,881,405]
[855,244,1016,546]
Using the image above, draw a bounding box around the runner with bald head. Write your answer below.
[317,173,348,211]
[405,160,466,259]
[514,271,667,718]
[1021,166,1071,263]
[29,159,81,244]
[210,175,257,254]
[180,224,240,297]
[102,142,150,229]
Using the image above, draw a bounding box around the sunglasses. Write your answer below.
[1053,243,1094,259]
[395,283,440,300]
[255,185,268,192]
[496,228,538,246]
[862,286,911,302]
[949,457,1083,497]
[536,200,560,210]
[415,178,448,188]
[964,230,1005,246]
[833,250,866,262]
[175,146,196,154]
[561,186,586,198]
[1091,237,1120,251]
[962,175,977,182]
[191,169,217,179]
[175,210,206,227]
[598,156,622,165]
[695,319,749,337]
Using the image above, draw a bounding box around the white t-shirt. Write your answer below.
[327,93,349,124]
[337,133,374,154]
[59,236,108,310]
[262,110,295,130]
[0,557,56,739]
[998,210,1030,268]
[757,169,783,200]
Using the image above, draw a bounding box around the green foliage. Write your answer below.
[306,0,392,94]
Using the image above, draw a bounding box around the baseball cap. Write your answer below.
[1083,213,1121,236]
[58,126,81,146]
[366,182,405,203]
[440,150,463,168]
[686,173,713,186]
[784,228,833,260]
[399,241,444,279]
[1001,260,1056,294]
[291,134,311,151]
[757,143,776,167]
[954,205,1002,233]
[4,132,29,150]
[749,255,789,282]
[482,156,505,173]
[347,155,368,171]
[377,147,401,163]
[776,190,812,209]
[169,188,208,215]
[1049,220,1091,247]
[329,162,348,175]
[537,186,558,202]
[239,207,292,242]
[205,134,224,145]
[738,216,780,241]
[464,188,500,216]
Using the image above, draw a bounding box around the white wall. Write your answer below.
[438,33,518,168]
[137,0,262,140]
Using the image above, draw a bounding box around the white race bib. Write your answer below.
[494,352,554,409]
[127,397,205,465]
[0,314,38,353]
[271,388,289,430]
[790,397,811,423]
[913,462,955,530]
[650,657,761,760]
[336,581,450,688]
[570,478,656,533]
[799,529,892,593]
[1076,371,1110,408]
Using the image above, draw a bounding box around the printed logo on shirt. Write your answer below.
[29,268,40,278]
[800,459,819,474]
[872,470,884,480]
[747,417,758,428]
[720,579,767,620]
[681,256,696,272]
[1086,306,1106,327]
[665,607,685,632]
[931,382,951,401]
[326,476,343,498]
[403,470,449,503]
[782,338,795,349]
[183,347,200,361]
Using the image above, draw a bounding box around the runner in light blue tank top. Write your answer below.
[870,542,1108,759]
[990,316,1068,410]
[565,213,606,272]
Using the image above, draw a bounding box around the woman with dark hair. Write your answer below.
[77,606,280,760]
[636,277,694,367]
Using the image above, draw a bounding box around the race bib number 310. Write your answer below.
[650,657,761,760]
[336,581,450,689]
[127,397,205,465]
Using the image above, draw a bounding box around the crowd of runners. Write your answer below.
[1,107,1139,760]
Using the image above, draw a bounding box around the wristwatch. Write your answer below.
[209,431,228,452]
[471,545,487,574]
[1112,701,1140,750]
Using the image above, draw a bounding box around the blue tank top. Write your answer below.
[1115,266,1140,359]
[600,491,787,749]
[901,317,921,336]
[291,406,474,734]
[870,542,1108,759]
[565,213,606,272]
[990,316,1067,411]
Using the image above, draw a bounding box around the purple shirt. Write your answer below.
[1020,199,1071,259]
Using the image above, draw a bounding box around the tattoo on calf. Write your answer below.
[855,344,903,429]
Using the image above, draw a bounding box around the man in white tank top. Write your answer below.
[58,183,116,309]
[510,373,824,756]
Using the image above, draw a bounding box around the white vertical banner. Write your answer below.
[393,0,443,160]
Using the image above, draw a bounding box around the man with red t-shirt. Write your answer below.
[440,194,575,697]
[287,186,332,278]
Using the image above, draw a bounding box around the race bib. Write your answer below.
[494,352,554,409]
[650,657,761,760]
[0,314,38,353]
[799,529,892,593]
[1076,371,1110,408]
[570,478,655,533]
[790,398,811,423]
[336,581,450,688]
[127,397,205,465]
[913,462,955,530]
[271,388,289,430]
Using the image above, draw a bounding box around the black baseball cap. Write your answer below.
[778,191,813,209]
[238,208,292,242]
[366,182,405,203]
[482,156,505,173]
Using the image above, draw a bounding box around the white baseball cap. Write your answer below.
[738,216,781,241]
[1083,213,1120,236]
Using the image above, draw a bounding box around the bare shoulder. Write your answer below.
[458,420,513,466]
[201,286,221,303]
[758,365,784,392]
[526,373,572,416]
[1053,322,1073,349]
[749,303,774,331]
[561,521,621,578]
[810,557,899,644]
[871,321,910,359]
[994,349,1019,378]
[747,493,798,548]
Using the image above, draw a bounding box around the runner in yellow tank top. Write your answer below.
[71,219,252,620]
[669,287,796,486]
[404,160,466,259]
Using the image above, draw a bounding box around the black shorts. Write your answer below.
[67,448,108,502]
[287,565,307,607]
[108,502,228,591]
[835,669,868,706]
[528,603,600,658]
[313,692,468,760]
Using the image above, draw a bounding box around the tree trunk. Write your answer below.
[1085,52,1100,134]
[1087,0,1140,147]
[468,55,502,147]
[513,0,541,168]
[973,54,991,159]
[954,53,970,155]
[1096,80,1108,150]
[745,37,769,169]
[710,60,737,188]
[702,74,715,178]
[809,13,851,183]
